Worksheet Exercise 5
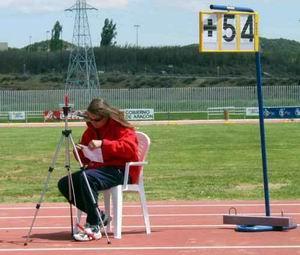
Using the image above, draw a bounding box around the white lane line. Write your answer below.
[1,203,300,210]
[0,224,232,230]
[2,245,300,252]
[1,212,300,219]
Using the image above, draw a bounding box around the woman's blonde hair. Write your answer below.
[87,98,134,128]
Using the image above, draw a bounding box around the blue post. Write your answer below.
[208,3,271,218]
[255,52,271,216]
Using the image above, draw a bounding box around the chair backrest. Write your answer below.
[122,131,150,187]
[136,131,151,162]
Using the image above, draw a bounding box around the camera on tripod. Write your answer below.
[59,95,74,119]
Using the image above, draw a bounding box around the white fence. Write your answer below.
[0,86,299,113]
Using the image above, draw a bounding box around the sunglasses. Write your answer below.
[88,116,104,122]
[78,112,105,122]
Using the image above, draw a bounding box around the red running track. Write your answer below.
[0,201,300,255]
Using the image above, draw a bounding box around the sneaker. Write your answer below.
[73,223,102,241]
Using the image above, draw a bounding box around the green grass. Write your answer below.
[154,112,207,120]
[0,123,299,203]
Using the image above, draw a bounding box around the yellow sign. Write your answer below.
[199,11,259,52]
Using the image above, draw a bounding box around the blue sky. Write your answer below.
[0,0,299,48]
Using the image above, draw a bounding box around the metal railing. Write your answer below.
[0,111,45,122]
[0,86,299,113]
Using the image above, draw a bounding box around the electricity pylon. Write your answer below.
[65,0,100,91]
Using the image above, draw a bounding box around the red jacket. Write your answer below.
[77,118,140,184]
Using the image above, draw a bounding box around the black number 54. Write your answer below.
[223,14,254,42]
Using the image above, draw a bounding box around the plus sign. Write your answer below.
[203,19,217,37]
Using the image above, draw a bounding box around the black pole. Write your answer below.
[255,51,271,216]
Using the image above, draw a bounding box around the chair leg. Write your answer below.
[111,185,123,239]
[139,186,151,234]
[103,190,111,232]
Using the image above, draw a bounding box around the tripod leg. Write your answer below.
[81,170,111,244]
[68,134,84,233]
[64,133,85,237]
[24,134,65,246]
[68,134,111,243]
[64,135,74,236]
[69,134,84,168]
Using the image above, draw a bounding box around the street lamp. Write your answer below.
[46,30,50,70]
[29,35,32,51]
[46,30,50,52]
[28,35,32,74]
[133,25,140,73]
[134,24,140,47]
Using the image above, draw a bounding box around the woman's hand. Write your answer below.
[88,140,103,149]
[75,144,83,150]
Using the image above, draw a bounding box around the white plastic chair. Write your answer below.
[76,131,151,239]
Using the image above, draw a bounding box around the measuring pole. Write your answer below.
[255,51,270,216]
[208,4,271,217]
[198,5,299,231]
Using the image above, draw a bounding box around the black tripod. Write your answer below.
[24,98,111,245]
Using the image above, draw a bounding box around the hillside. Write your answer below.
[0,37,299,90]
[0,73,298,91]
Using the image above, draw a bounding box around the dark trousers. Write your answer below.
[58,166,125,225]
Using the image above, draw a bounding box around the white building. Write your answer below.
[0,42,8,51]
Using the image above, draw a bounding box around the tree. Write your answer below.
[100,18,117,47]
[50,21,63,51]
